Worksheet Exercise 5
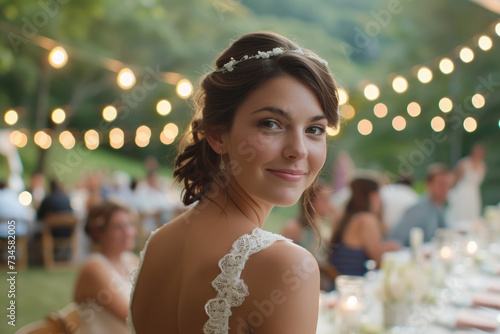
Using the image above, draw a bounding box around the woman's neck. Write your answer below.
[204,180,273,229]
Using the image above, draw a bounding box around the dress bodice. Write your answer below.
[127,227,289,334]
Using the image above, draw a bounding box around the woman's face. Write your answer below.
[222,74,328,208]
[100,210,136,252]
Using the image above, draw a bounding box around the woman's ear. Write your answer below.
[206,128,226,154]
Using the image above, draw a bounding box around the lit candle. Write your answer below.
[338,295,362,325]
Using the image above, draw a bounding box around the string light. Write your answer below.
[34,130,52,149]
[439,58,454,74]
[19,191,33,206]
[51,108,66,124]
[431,116,445,132]
[463,117,477,132]
[341,104,355,120]
[135,125,152,148]
[338,88,349,105]
[163,123,179,139]
[117,68,136,90]
[417,67,433,83]
[48,46,68,68]
[4,109,18,125]
[496,23,500,36]
[459,47,474,63]
[326,126,339,136]
[176,79,193,98]
[160,131,175,145]
[357,119,373,135]
[392,76,408,93]
[9,130,28,147]
[109,128,125,149]
[363,84,380,100]
[84,130,99,150]
[156,100,172,116]
[392,116,406,131]
[59,130,75,149]
[472,94,485,109]
[407,102,421,117]
[478,35,492,51]
[439,98,453,113]
[374,103,388,118]
[102,106,117,122]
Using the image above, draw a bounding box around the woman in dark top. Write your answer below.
[329,177,400,276]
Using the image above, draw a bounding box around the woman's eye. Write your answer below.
[259,119,280,130]
[306,126,326,135]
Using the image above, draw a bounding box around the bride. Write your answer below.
[128,31,340,333]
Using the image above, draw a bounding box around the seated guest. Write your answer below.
[0,180,30,238]
[74,200,138,334]
[380,173,419,232]
[329,177,401,277]
[388,163,453,246]
[37,180,74,237]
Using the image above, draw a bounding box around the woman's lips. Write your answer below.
[266,169,306,182]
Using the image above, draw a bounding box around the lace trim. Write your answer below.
[126,228,161,334]
[203,228,289,334]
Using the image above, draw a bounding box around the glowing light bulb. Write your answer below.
[49,46,68,68]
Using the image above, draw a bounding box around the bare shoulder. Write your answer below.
[351,212,378,228]
[241,240,320,333]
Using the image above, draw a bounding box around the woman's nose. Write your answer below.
[283,130,308,160]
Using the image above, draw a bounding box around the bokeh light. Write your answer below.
[478,35,492,51]
[392,76,408,93]
[407,102,421,117]
[496,23,500,36]
[135,125,152,148]
[84,130,99,150]
[326,126,339,136]
[439,58,454,74]
[117,68,136,90]
[357,119,373,135]
[338,88,349,106]
[19,191,32,206]
[103,106,117,122]
[110,128,125,149]
[59,130,75,149]
[160,131,175,145]
[163,123,179,140]
[392,116,406,131]
[459,47,474,63]
[157,100,172,116]
[471,94,485,109]
[363,84,379,101]
[176,79,193,98]
[34,130,52,149]
[4,109,18,125]
[463,117,477,132]
[49,46,68,68]
[439,97,453,113]
[9,130,28,148]
[341,104,355,120]
[374,103,388,118]
[51,108,66,124]
[431,116,445,132]
[417,67,433,83]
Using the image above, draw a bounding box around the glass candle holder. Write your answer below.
[335,275,364,334]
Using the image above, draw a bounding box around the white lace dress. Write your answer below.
[127,227,289,334]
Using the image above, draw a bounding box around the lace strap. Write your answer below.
[203,228,289,334]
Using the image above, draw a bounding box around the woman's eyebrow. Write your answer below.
[251,106,326,122]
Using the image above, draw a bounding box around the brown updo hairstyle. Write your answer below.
[174,31,340,227]
[85,200,131,243]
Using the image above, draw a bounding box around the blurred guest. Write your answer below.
[447,143,487,226]
[28,172,45,210]
[380,173,419,232]
[388,163,453,246]
[329,177,401,277]
[74,200,138,334]
[37,179,74,237]
[281,181,336,290]
[0,180,30,238]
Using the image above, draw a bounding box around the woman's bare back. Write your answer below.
[129,202,317,333]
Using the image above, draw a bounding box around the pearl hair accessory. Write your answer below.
[215,47,328,73]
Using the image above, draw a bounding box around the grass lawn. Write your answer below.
[4,205,297,334]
